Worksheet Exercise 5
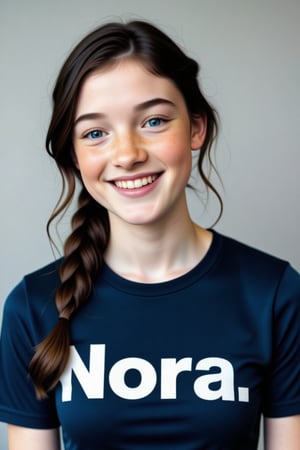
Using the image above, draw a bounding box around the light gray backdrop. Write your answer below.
[1,0,299,449]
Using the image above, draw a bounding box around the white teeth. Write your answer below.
[114,175,157,189]
[134,179,143,188]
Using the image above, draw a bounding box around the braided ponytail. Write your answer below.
[29,189,109,398]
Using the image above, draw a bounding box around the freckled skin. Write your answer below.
[73,58,205,228]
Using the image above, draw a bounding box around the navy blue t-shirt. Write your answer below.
[1,231,300,449]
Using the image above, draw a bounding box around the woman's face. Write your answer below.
[73,58,206,228]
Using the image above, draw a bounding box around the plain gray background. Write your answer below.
[1,0,299,448]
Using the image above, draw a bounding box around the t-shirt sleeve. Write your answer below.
[0,281,59,429]
[263,264,300,417]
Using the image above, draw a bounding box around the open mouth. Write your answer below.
[113,174,160,190]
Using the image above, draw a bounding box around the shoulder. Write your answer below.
[23,258,62,290]
[8,259,61,299]
[216,231,295,277]
[3,259,62,335]
[214,231,300,301]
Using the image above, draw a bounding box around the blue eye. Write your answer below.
[87,130,104,139]
[146,118,163,127]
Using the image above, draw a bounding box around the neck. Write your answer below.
[104,205,212,283]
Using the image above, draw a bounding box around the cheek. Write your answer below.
[158,131,192,167]
[76,152,106,180]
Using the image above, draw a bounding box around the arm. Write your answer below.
[8,425,61,450]
[264,415,300,450]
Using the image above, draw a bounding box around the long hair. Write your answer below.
[29,20,221,398]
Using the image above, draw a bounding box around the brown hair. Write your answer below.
[29,20,222,398]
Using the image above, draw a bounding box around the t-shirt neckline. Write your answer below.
[99,230,223,297]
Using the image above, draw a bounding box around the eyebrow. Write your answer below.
[74,97,176,127]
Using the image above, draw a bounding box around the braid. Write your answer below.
[29,188,109,398]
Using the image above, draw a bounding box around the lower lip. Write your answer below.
[111,176,161,198]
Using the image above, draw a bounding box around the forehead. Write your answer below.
[75,58,184,113]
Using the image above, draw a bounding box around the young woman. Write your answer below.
[0,20,300,450]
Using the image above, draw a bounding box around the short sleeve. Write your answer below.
[263,264,300,417]
[0,281,59,429]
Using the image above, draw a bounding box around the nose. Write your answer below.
[112,131,148,169]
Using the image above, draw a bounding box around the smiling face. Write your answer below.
[73,58,206,228]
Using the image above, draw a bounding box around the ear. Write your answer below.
[190,115,207,151]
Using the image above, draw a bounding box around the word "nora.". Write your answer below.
[60,344,249,403]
